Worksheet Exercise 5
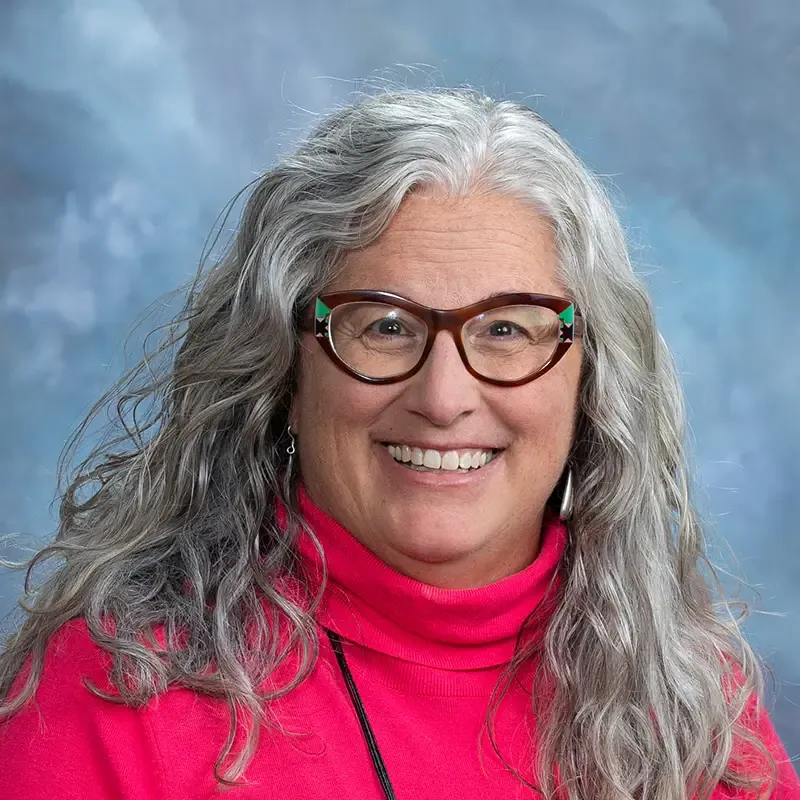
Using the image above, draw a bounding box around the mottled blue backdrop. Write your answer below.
[1,0,798,754]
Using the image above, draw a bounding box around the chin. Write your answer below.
[385,523,485,566]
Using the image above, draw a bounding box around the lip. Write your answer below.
[377,442,503,487]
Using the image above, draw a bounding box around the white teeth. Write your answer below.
[423,449,442,469]
[440,451,460,471]
[385,443,497,472]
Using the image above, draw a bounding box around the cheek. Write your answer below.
[504,374,579,460]
[294,345,390,447]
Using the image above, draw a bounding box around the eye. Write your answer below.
[369,317,409,337]
[486,321,524,338]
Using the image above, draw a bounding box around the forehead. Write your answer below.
[332,191,564,308]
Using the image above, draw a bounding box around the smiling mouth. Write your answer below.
[382,443,503,473]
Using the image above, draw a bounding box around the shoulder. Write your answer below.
[4,616,134,715]
[738,694,799,798]
[720,667,800,798]
[0,618,169,799]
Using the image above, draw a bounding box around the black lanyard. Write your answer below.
[325,628,398,800]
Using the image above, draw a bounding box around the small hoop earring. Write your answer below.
[281,424,298,499]
[285,424,297,480]
[559,466,574,522]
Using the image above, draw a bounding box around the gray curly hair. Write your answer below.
[0,87,776,799]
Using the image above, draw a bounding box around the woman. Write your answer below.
[0,88,797,800]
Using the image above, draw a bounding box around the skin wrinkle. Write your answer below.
[292,190,582,590]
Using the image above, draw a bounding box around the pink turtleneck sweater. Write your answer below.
[2,492,798,798]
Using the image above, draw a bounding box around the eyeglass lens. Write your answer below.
[328,301,562,381]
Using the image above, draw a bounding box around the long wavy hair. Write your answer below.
[0,87,777,799]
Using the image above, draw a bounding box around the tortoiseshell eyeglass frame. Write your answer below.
[300,290,584,387]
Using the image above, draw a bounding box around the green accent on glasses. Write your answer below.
[315,298,332,320]
[558,305,574,327]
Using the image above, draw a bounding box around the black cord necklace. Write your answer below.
[326,628,398,800]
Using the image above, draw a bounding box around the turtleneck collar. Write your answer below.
[292,486,568,675]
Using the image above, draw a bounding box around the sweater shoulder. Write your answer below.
[22,616,116,691]
[4,616,139,714]
[0,618,170,799]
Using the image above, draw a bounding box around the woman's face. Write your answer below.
[292,191,582,588]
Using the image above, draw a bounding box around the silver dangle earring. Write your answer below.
[286,424,296,474]
[559,466,574,522]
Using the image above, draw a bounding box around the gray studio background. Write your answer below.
[1,0,798,755]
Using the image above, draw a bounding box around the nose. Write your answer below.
[402,330,481,426]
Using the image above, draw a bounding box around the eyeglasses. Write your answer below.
[301,290,583,387]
